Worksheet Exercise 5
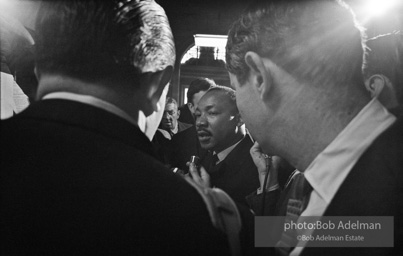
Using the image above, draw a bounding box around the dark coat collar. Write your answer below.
[17,99,156,157]
[177,120,193,133]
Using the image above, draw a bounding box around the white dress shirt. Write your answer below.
[291,98,396,255]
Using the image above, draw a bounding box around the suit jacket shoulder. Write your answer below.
[178,120,193,133]
[1,100,230,255]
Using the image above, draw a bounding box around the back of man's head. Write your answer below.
[187,78,216,104]
[226,0,366,90]
[363,32,403,106]
[35,0,175,86]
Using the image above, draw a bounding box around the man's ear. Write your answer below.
[187,102,195,114]
[155,82,170,113]
[244,51,272,101]
[177,109,181,118]
[365,74,385,98]
[141,66,173,116]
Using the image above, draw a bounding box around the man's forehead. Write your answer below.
[199,91,232,109]
[165,103,177,110]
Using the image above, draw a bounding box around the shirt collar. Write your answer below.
[304,98,396,204]
[42,92,145,132]
[171,121,179,134]
[215,136,244,164]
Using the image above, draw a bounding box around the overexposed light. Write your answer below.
[194,34,228,48]
[365,0,398,17]
[181,34,228,64]
[181,45,198,64]
[0,0,40,30]
[184,88,188,104]
[0,0,13,15]
[180,44,226,64]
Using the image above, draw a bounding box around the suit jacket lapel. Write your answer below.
[209,136,253,175]
[222,136,253,170]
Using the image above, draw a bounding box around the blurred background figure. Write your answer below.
[178,77,216,124]
[153,97,193,166]
[159,97,192,137]
[363,31,403,116]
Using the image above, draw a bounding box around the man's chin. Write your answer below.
[199,139,214,151]
[161,123,173,129]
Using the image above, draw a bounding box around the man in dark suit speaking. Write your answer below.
[0,1,230,255]
[195,86,260,206]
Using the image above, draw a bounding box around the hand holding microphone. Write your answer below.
[187,156,211,188]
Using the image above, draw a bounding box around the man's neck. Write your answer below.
[214,131,245,155]
[37,74,143,125]
[271,90,371,172]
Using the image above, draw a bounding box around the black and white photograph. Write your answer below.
[1,0,402,255]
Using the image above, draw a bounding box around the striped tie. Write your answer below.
[276,172,313,256]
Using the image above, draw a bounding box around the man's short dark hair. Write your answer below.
[35,0,175,85]
[187,78,216,104]
[165,97,178,108]
[205,85,239,115]
[363,32,403,104]
[226,0,366,88]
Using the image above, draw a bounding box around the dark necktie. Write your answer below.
[276,172,313,256]
[207,153,219,173]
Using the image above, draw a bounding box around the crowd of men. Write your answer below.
[1,0,402,255]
